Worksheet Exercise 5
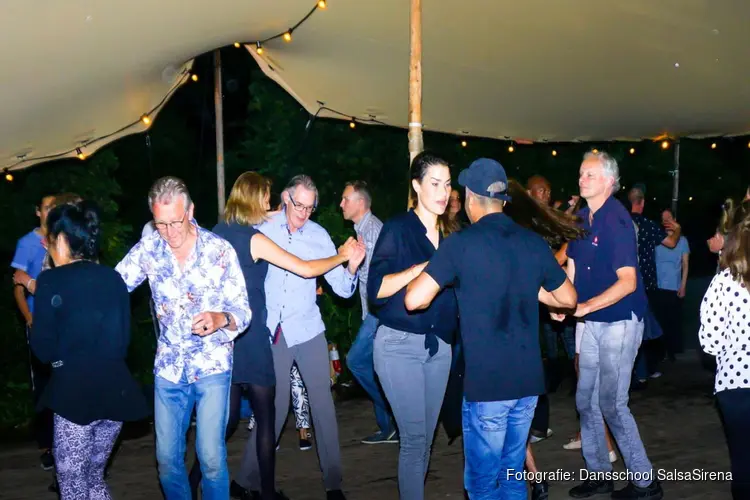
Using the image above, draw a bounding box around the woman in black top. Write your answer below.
[367,152,459,500]
[188,172,360,500]
[30,201,148,500]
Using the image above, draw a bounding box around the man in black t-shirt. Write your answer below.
[405,158,577,499]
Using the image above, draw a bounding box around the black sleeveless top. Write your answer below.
[212,222,275,386]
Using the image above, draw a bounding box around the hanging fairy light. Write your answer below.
[141,114,151,125]
[234,42,241,48]
[349,118,356,129]
[283,29,293,42]
[552,150,557,156]
[317,0,327,8]
[629,147,635,154]
[191,74,198,82]
[592,148,599,154]
[255,42,264,55]
[4,169,13,182]
[461,140,467,148]
[661,140,669,149]
[508,144,514,153]
[711,142,717,149]
[76,148,86,160]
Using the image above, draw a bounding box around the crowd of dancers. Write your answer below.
[11,150,750,500]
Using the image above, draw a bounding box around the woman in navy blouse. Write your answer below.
[30,201,148,499]
[189,172,360,500]
[367,152,458,500]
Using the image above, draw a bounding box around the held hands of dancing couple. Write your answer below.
[339,235,367,273]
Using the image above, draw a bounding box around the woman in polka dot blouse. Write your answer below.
[699,199,750,499]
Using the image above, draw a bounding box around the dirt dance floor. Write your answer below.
[0,352,734,499]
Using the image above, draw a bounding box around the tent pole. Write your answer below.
[214,49,226,220]
[407,0,423,207]
[671,139,680,218]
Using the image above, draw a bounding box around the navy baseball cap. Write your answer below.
[458,158,512,201]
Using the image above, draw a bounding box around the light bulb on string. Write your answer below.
[661,140,669,150]
[349,118,356,129]
[317,0,327,8]
[141,114,151,126]
[4,169,12,182]
[508,145,514,153]
[592,148,599,154]
[255,42,264,55]
[689,196,694,201]
[191,74,198,82]
[76,148,86,160]
[283,30,293,42]
[234,42,241,48]
[629,147,635,155]
[552,150,557,156]
[711,142,717,149]
[461,140,467,148]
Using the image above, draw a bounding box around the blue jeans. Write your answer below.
[462,397,537,500]
[347,314,394,434]
[577,314,654,488]
[154,371,231,500]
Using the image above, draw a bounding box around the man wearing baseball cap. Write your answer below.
[404,158,577,499]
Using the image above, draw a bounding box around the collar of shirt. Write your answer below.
[354,211,372,234]
[406,209,444,250]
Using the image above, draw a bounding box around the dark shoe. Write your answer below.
[531,480,549,500]
[299,432,312,451]
[40,449,54,471]
[326,490,347,500]
[611,481,663,499]
[47,478,59,493]
[569,479,614,498]
[231,480,253,499]
[361,429,398,444]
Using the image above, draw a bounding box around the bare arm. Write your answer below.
[404,269,440,310]
[251,233,350,278]
[378,262,427,299]
[575,266,637,317]
[679,252,689,297]
[13,285,32,326]
[539,278,577,309]
[661,222,681,249]
[566,257,576,283]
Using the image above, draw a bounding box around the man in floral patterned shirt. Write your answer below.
[116,176,250,500]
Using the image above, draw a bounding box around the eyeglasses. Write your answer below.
[154,212,187,231]
[289,196,316,214]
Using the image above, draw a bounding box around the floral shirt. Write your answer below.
[115,223,251,384]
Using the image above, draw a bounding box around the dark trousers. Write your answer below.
[27,327,53,449]
[717,388,750,499]
[530,395,549,435]
[652,289,684,359]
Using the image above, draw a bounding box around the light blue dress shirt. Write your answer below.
[259,211,357,347]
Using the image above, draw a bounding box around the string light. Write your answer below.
[317,0,327,8]
[689,196,694,201]
[256,42,264,55]
[234,42,241,48]
[349,118,356,129]
[141,114,151,125]
[661,140,669,149]
[711,142,717,149]
[191,74,198,82]
[552,150,557,156]
[76,148,86,160]
[4,169,12,182]
[747,141,750,149]
[508,145,514,153]
[592,148,599,154]
[283,30,293,42]
[629,147,635,154]
[461,140,467,148]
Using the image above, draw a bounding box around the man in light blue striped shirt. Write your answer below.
[340,181,397,445]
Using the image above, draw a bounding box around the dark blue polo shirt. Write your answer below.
[368,210,457,345]
[567,196,647,322]
[631,213,666,292]
[424,213,566,402]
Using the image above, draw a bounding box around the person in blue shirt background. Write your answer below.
[11,193,56,471]
[367,151,458,500]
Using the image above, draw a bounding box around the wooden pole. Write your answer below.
[214,49,226,219]
[407,0,423,207]
[671,139,680,217]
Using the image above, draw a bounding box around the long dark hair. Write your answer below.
[504,179,586,248]
[408,151,456,236]
[46,201,101,261]
[720,199,750,287]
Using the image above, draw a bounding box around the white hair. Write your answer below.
[284,174,319,205]
[147,176,193,212]
[583,150,620,191]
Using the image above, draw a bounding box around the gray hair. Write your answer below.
[583,150,620,191]
[284,174,318,205]
[147,176,193,212]
[345,180,372,209]
[466,187,504,209]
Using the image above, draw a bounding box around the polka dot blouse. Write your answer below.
[699,268,750,394]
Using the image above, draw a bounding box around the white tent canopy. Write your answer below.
[2,0,749,171]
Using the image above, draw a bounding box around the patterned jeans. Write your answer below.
[290,363,311,429]
[53,414,122,499]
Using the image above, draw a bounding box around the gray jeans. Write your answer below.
[237,332,342,491]
[577,313,654,487]
[373,326,452,500]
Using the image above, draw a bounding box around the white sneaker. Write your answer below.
[609,450,618,463]
[529,428,554,444]
[246,416,256,431]
[563,438,582,450]
[649,371,662,379]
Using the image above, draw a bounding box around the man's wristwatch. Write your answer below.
[222,312,232,329]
